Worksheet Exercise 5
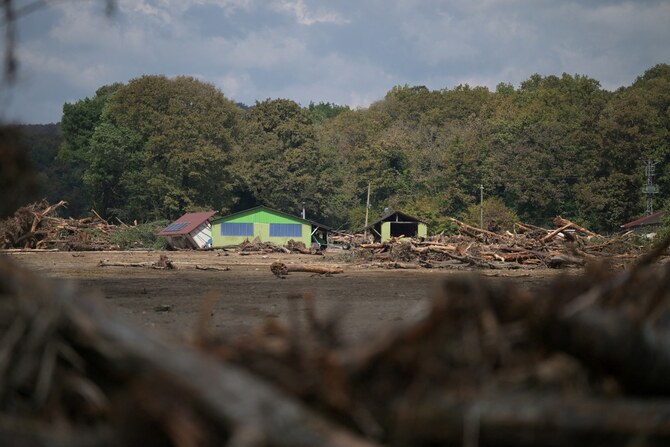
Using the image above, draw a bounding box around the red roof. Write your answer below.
[159,211,216,235]
[621,211,664,229]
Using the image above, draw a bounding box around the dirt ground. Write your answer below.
[3,250,568,344]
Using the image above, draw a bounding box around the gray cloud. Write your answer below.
[4,0,669,123]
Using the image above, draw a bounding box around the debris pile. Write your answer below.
[235,237,321,255]
[2,239,670,446]
[0,200,120,251]
[355,216,644,270]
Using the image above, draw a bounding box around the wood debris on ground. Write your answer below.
[352,216,645,270]
[2,238,670,445]
[0,200,648,268]
[233,237,322,255]
[98,254,177,270]
[0,199,121,251]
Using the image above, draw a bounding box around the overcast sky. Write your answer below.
[2,0,669,124]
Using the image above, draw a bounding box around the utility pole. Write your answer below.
[364,183,371,239]
[643,160,659,215]
[479,184,484,229]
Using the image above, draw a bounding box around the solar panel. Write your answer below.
[164,222,189,232]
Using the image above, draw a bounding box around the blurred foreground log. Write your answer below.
[395,393,670,447]
[3,236,670,446]
[0,257,378,447]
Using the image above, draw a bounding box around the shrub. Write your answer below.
[111,220,170,250]
[463,198,519,232]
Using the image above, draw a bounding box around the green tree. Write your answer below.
[463,197,519,232]
[488,73,608,227]
[82,75,241,220]
[307,101,349,125]
[59,83,123,165]
[233,99,335,220]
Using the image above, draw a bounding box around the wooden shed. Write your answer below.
[363,211,428,243]
[211,206,331,248]
[159,211,217,249]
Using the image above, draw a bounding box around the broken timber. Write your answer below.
[271,262,343,277]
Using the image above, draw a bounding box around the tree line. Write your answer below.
[24,64,670,233]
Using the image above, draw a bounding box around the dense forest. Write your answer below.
[21,63,670,233]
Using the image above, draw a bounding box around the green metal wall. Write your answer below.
[380,222,428,242]
[211,208,311,247]
[222,209,301,224]
[418,223,427,238]
[381,222,391,242]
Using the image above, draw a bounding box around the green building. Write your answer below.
[211,206,331,248]
[363,211,428,243]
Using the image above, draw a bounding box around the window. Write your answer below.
[220,222,253,236]
[270,223,302,237]
[164,222,189,232]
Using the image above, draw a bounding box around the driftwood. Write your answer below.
[346,213,621,271]
[195,265,231,271]
[555,216,598,237]
[98,255,177,270]
[0,200,122,250]
[541,222,573,242]
[447,217,510,240]
[271,262,343,277]
[98,260,148,267]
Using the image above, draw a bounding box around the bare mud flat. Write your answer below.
[3,250,567,343]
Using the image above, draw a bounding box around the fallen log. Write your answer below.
[515,222,550,234]
[555,216,598,237]
[447,217,510,240]
[98,260,149,268]
[541,223,573,243]
[271,262,343,277]
[195,265,231,272]
[394,393,670,447]
[540,307,670,395]
[98,256,177,270]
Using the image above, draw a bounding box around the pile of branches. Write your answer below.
[2,240,670,445]
[356,216,644,270]
[0,200,120,251]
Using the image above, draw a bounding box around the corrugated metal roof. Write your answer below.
[621,211,664,229]
[159,211,217,236]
